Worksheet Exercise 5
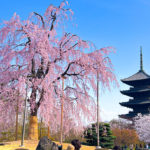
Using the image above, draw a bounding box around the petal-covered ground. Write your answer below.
[0,140,96,150]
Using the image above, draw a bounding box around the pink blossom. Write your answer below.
[0,0,117,134]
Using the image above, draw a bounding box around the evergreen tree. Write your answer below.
[84,123,115,149]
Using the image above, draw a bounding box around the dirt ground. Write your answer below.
[0,140,96,150]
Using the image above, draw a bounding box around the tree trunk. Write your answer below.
[28,115,38,140]
[48,126,50,138]
[15,98,19,141]
[48,122,50,138]
[15,91,19,141]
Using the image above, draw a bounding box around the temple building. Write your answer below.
[119,47,150,120]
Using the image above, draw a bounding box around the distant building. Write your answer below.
[119,47,150,120]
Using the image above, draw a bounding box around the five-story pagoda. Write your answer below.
[119,47,150,120]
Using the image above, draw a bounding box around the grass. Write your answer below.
[0,140,96,150]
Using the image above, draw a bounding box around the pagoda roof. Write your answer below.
[119,111,140,119]
[119,113,135,120]
[120,99,150,107]
[121,70,150,83]
[119,111,149,120]
[121,47,150,85]
[121,88,150,96]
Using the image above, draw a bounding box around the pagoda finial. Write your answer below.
[140,46,143,71]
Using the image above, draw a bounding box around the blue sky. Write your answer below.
[1,0,150,121]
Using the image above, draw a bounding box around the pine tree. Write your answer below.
[84,123,115,149]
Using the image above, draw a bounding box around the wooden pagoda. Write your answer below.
[119,47,150,120]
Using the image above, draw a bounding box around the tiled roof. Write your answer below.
[119,111,149,119]
[120,99,150,106]
[119,113,136,120]
[121,88,150,95]
[121,70,150,82]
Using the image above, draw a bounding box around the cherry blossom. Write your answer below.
[0,0,117,136]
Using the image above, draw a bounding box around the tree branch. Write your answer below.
[34,12,45,28]
[37,88,44,108]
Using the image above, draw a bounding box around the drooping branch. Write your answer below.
[45,61,50,76]
[36,58,44,79]
[31,59,36,77]
[50,12,56,31]
[37,88,44,108]
[34,12,45,28]
[61,62,75,77]
[62,33,76,47]
[52,61,85,84]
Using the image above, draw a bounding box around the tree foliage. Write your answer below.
[110,119,133,130]
[112,127,139,146]
[0,90,24,132]
[134,114,150,143]
[84,123,115,149]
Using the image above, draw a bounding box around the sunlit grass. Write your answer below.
[0,140,96,150]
